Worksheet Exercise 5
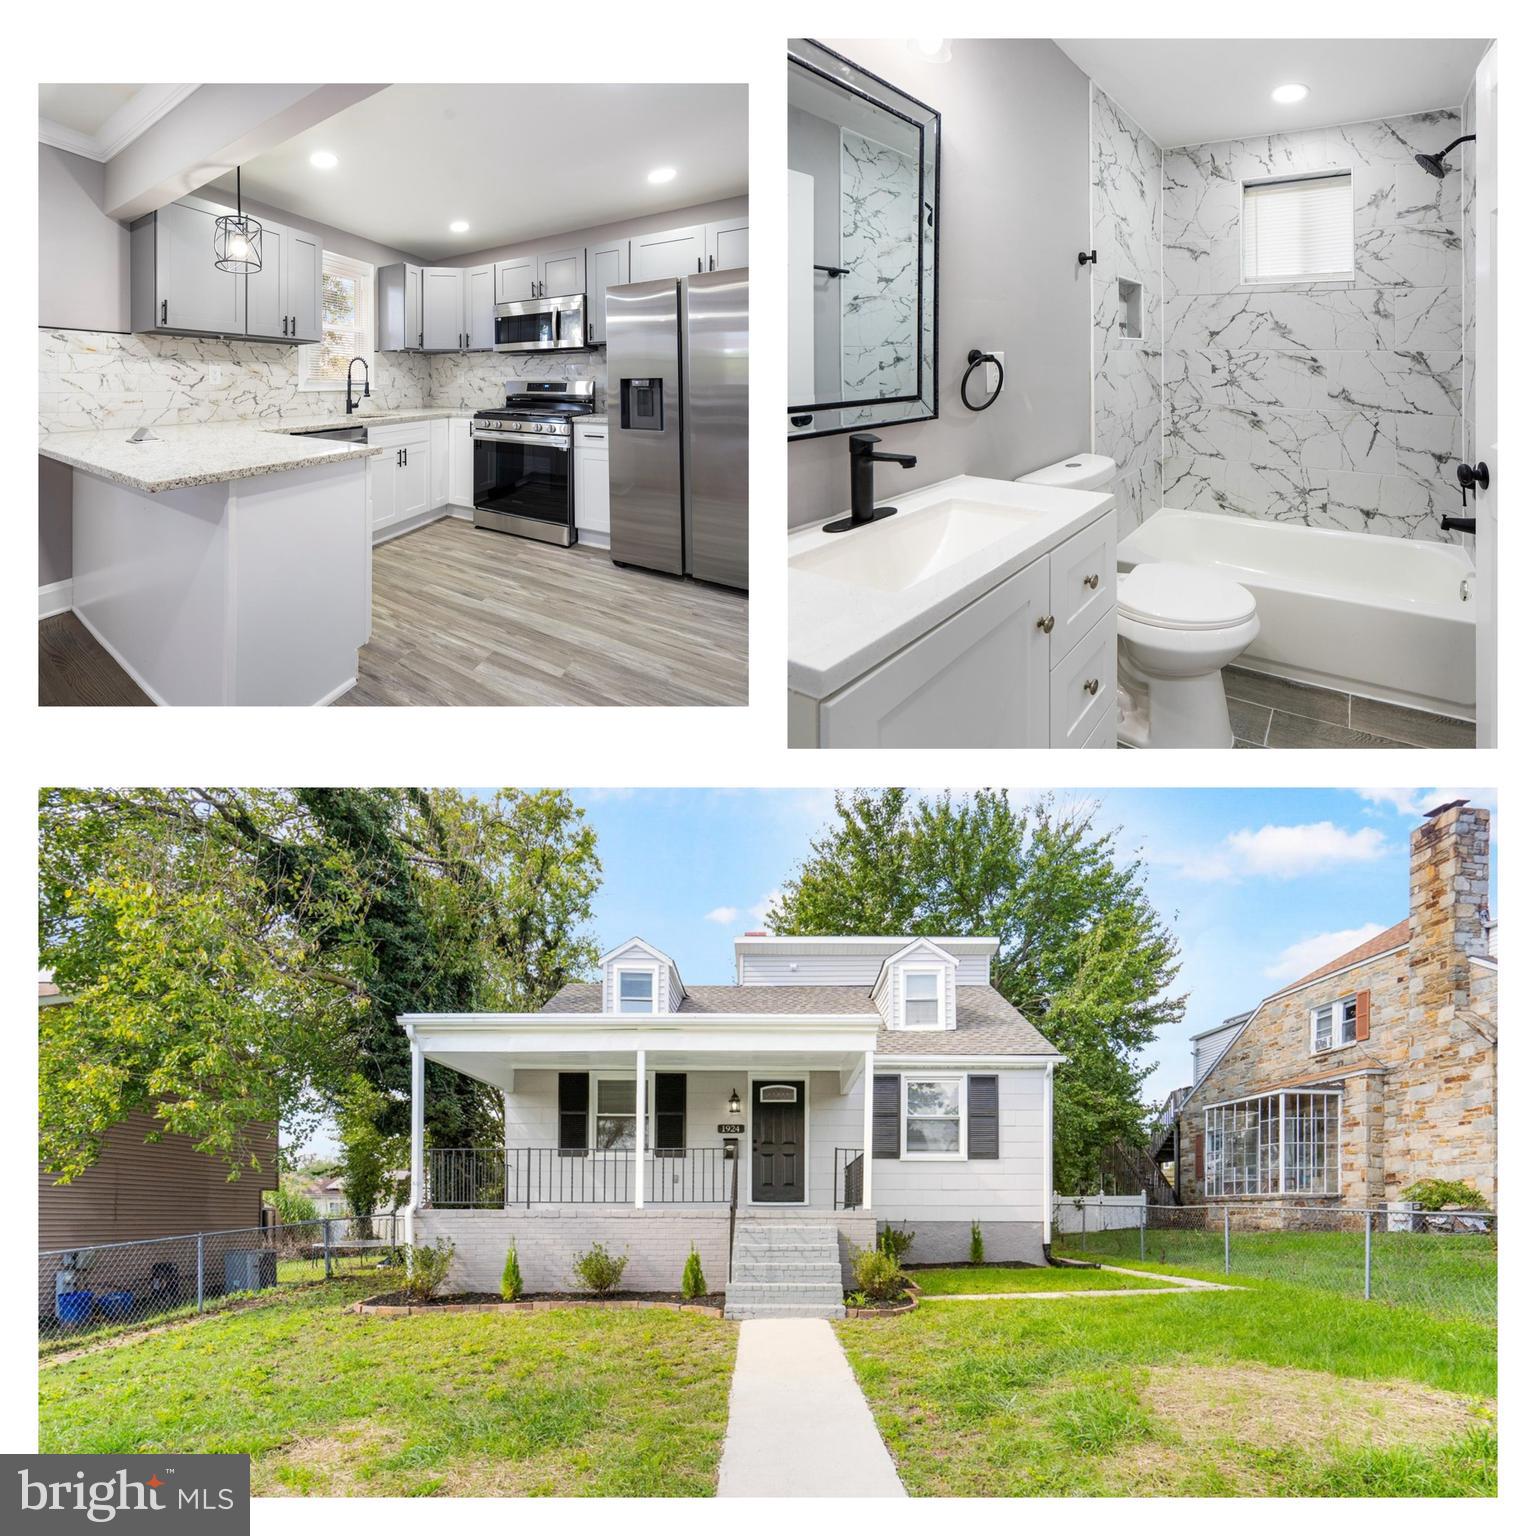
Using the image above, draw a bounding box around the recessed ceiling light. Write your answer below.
[309,150,338,169]
[449,220,470,233]
[1271,83,1310,105]
[647,166,677,185]
[908,38,952,63]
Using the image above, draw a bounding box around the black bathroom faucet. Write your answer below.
[824,433,918,533]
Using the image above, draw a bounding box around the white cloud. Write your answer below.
[1225,821,1388,877]
[1264,923,1390,981]
[704,906,740,925]
[1357,788,1490,817]
[750,890,782,926]
[703,891,781,930]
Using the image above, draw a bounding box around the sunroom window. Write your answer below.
[902,970,940,1027]
[904,1076,963,1156]
[617,970,655,1014]
[1203,1092,1338,1196]
[1311,996,1357,1052]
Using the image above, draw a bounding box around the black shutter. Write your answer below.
[968,1074,999,1159]
[873,1074,901,1159]
[655,1072,686,1157]
[558,1071,589,1153]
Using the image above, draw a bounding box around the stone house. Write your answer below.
[1173,801,1496,1208]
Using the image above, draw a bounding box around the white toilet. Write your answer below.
[1016,453,1260,749]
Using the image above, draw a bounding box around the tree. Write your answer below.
[38,787,602,1184]
[768,789,1185,1192]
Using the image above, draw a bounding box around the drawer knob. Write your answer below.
[1084,572,1101,590]
[1036,614,1055,633]
[1084,677,1101,696]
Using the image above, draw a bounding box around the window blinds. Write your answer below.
[305,251,374,385]
[1241,172,1353,284]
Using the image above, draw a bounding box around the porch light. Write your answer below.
[728,1088,741,1115]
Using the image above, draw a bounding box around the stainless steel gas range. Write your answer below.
[471,379,596,547]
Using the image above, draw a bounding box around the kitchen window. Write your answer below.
[301,250,374,389]
[593,1076,649,1151]
[1241,172,1354,285]
[1311,996,1358,1052]
[900,969,941,1028]
[617,970,655,1014]
[903,1075,965,1158]
[1203,1092,1338,1196]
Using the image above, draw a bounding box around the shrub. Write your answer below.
[395,1239,455,1303]
[846,1291,870,1309]
[572,1242,629,1294]
[877,1224,915,1264]
[500,1242,523,1302]
[270,1187,318,1226]
[969,1219,985,1265]
[1400,1179,1491,1211]
[680,1245,707,1300]
[849,1245,905,1302]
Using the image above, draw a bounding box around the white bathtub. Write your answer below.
[1117,509,1475,718]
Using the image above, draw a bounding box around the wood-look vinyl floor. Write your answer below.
[39,518,748,709]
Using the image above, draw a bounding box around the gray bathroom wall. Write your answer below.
[787,38,1093,527]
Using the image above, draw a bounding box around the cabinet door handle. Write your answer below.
[588,322,594,344]
[160,299,168,325]
[403,447,408,467]
[1036,614,1055,633]
[1084,572,1101,590]
[282,316,289,336]
[1084,678,1101,696]
[697,257,703,273]
[396,449,403,468]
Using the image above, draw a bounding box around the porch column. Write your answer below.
[408,1033,425,1216]
[634,1047,646,1208]
[861,1049,875,1210]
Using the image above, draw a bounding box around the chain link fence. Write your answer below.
[38,1214,403,1352]
[1052,1199,1496,1322]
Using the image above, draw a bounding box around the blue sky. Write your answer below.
[555,786,1497,1102]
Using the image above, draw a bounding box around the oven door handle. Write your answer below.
[472,432,569,450]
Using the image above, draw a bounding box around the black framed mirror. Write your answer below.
[788,38,940,441]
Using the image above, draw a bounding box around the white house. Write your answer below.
[403,933,1060,1317]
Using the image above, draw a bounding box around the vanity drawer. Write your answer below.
[1050,606,1117,748]
[1048,511,1116,664]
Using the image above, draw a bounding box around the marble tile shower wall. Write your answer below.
[38,329,430,434]
[1091,87,1163,538]
[1161,110,1465,540]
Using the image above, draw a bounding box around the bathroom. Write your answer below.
[786,37,1496,750]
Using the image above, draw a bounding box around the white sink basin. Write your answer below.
[789,498,1039,593]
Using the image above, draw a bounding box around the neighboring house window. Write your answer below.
[617,970,655,1013]
[903,1075,965,1158]
[900,969,941,1028]
[1311,996,1358,1052]
[1241,172,1354,285]
[1203,1092,1338,1196]
[593,1076,649,1150]
[301,251,374,390]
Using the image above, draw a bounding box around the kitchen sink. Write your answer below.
[789,497,1037,594]
[290,424,369,443]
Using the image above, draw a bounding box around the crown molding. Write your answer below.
[39,84,198,163]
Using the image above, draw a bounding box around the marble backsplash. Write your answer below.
[1161,110,1466,540]
[1091,86,1163,538]
[39,331,607,435]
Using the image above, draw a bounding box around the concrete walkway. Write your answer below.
[716,1318,906,1497]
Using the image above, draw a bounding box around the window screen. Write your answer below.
[1241,173,1354,284]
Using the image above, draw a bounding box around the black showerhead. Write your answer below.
[1416,133,1476,178]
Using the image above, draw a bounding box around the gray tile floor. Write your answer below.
[1222,667,1476,750]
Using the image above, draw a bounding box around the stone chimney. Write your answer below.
[1407,801,1491,1038]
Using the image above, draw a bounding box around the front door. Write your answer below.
[752,1081,805,1202]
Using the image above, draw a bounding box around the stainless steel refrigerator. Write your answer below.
[606,269,748,590]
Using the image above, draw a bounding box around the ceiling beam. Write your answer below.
[103,83,388,222]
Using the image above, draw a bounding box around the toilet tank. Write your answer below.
[1016,453,1117,492]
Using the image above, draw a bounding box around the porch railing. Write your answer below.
[832,1147,865,1210]
[427,1147,735,1208]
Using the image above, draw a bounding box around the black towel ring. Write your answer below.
[961,349,1005,412]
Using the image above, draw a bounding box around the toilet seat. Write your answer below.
[1118,561,1257,632]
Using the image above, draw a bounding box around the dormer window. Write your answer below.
[618,970,655,1014]
[903,971,939,1027]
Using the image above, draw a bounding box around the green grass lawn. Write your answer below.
[913,1265,1171,1296]
[1056,1225,1495,1321]
[40,1278,738,1496]
[839,1276,1496,1496]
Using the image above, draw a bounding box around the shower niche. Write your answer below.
[1117,278,1143,341]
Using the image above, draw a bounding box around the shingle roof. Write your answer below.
[1285,918,1410,991]
[539,981,1059,1057]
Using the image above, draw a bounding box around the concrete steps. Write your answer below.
[725,1220,845,1320]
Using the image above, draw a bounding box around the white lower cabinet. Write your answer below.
[573,422,610,544]
[367,423,432,533]
[448,417,475,508]
[429,418,449,508]
[803,509,1119,748]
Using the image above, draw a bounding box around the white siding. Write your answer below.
[738,946,991,987]
[1192,1020,1246,1083]
[602,941,671,1014]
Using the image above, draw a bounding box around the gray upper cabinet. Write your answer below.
[243,227,287,340]
[538,246,586,298]
[585,239,630,346]
[706,216,748,272]
[377,263,424,351]
[630,224,709,282]
[495,256,537,305]
[285,226,323,343]
[421,267,465,351]
[465,263,495,349]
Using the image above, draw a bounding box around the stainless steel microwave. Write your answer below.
[494,292,589,352]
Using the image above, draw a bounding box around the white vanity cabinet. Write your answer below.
[573,420,610,545]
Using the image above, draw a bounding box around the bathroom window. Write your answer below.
[301,251,374,390]
[1241,172,1354,285]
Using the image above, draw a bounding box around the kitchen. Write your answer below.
[37,83,748,707]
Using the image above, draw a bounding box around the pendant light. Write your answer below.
[213,167,263,275]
